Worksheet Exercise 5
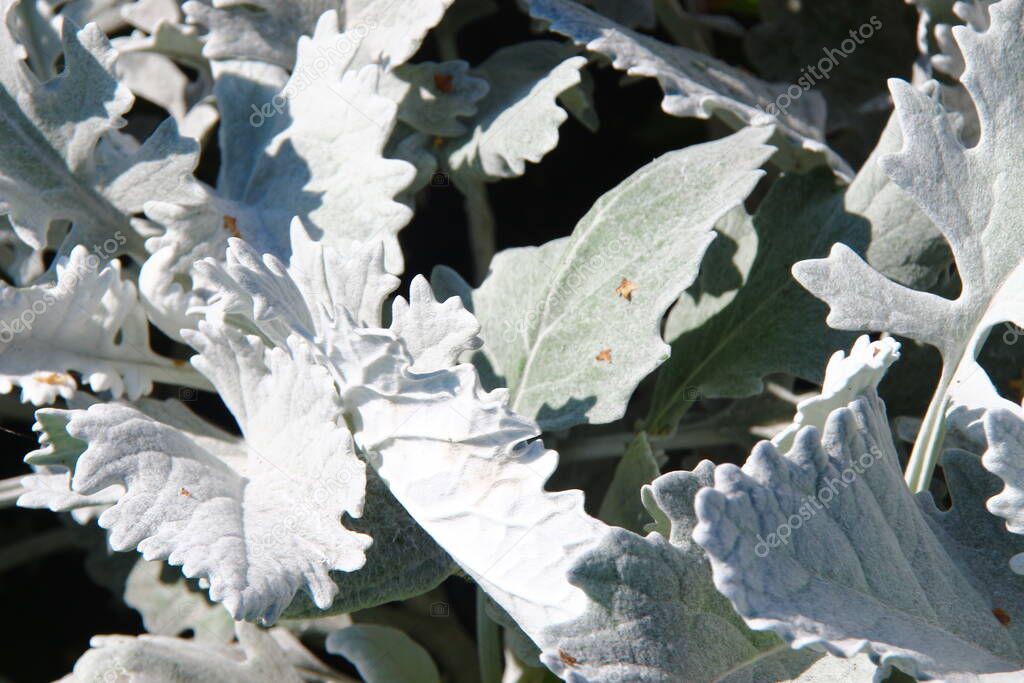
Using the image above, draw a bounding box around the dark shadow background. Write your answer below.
[0,0,921,680]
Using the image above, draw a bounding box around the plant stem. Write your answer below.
[904,371,953,493]
[0,527,76,573]
[476,588,503,683]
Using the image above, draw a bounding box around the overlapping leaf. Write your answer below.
[647,169,862,436]
[694,381,1024,679]
[528,0,850,176]
[21,319,371,623]
[793,0,1024,490]
[140,10,415,339]
[0,246,203,405]
[0,1,201,254]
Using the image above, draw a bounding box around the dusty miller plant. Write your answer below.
[2,0,1024,681]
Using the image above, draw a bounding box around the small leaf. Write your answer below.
[445,41,586,180]
[326,624,441,683]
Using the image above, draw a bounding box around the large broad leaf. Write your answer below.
[345,0,455,70]
[190,225,608,648]
[435,126,774,431]
[646,169,862,436]
[793,0,1024,491]
[443,41,585,181]
[20,322,371,623]
[527,0,850,176]
[0,246,204,405]
[694,392,1024,679]
[63,623,305,682]
[0,2,200,254]
[326,625,441,683]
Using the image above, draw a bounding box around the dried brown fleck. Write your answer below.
[615,278,637,301]
[172,358,188,368]
[432,135,446,149]
[223,215,241,238]
[179,487,191,497]
[558,649,578,667]
[595,348,612,363]
[433,72,455,93]
[36,372,70,385]
[994,607,1011,626]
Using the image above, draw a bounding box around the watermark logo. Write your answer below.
[754,444,882,557]
[758,16,883,118]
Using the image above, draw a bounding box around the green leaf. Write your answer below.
[436,126,774,430]
[598,432,661,534]
[326,625,441,683]
[647,169,861,436]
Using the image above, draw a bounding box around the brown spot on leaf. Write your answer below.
[172,358,188,368]
[179,487,191,497]
[35,372,72,385]
[994,607,1011,626]
[558,649,578,667]
[595,348,612,363]
[615,278,637,301]
[432,135,446,149]
[433,72,455,93]
[223,215,240,238]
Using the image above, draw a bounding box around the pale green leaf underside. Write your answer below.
[438,126,774,431]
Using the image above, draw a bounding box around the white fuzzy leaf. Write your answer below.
[772,335,901,451]
[445,41,585,180]
[0,246,201,405]
[64,623,304,682]
[694,392,1024,680]
[195,226,608,650]
[141,11,414,338]
[21,322,370,623]
[0,3,200,252]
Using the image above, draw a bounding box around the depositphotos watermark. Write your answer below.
[754,444,882,557]
[759,15,883,117]
[248,20,378,128]
[0,232,127,344]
